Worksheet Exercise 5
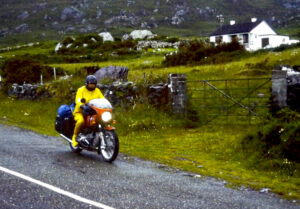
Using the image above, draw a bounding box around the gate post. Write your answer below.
[168,74,187,115]
[272,69,287,108]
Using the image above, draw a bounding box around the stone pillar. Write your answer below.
[168,74,187,115]
[272,70,287,108]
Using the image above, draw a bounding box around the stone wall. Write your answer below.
[6,74,188,115]
[168,74,187,115]
[8,83,39,100]
[272,65,300,112]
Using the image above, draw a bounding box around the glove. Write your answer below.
[80,104,93,116]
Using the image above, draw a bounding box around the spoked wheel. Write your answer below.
[100,130,119,162]
[69,142,83,153]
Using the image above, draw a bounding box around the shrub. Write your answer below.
[166,37,180,43]
[242,108,300,164]
[37,79,74,100]
[162,39,245,66]
[1,56,63,92]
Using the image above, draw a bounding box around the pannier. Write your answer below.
[55,104,75,138]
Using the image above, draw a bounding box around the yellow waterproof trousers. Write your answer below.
[72,113,85,147]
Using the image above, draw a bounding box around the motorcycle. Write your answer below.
[55,98,119,162]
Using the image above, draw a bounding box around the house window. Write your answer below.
[231,35,237,42]
[243,34,249,43]
[216,36,223,43]
[262,38,269,48]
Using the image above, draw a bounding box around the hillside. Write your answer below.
[0,0,300,46]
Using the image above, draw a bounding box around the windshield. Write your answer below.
[88,98,112,109]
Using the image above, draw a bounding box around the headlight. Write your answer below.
[101,111,112,122]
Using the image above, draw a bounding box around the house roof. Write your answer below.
[210,21,261,36]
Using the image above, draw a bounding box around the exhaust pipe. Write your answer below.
[60,134,72,143]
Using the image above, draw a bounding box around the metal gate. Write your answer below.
[187,78,272,125]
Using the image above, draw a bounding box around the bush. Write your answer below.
[37,79,74,100]
[162,39,245,66]
[242,108,300,164]
[1,56,64,92]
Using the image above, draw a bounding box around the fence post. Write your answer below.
[168,74,187,115]
[53,67,56,80]
[272,69,287,108]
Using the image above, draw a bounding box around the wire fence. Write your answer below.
[187,78,272,125]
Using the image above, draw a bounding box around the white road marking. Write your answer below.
[0,166,115,209]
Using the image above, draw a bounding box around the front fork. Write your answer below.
[96,125,106,153]
[96,124,115,153]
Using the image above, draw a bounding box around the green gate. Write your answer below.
[187,78,272,125]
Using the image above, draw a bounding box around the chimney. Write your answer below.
[251,17,257,22]
[230,20,236,25]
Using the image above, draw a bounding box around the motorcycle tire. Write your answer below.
[100,130,119,163]
[69,143,83,153]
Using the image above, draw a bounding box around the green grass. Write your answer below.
[47,46,300,82]
[0,94,59,136]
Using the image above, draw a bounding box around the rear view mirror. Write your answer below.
[81,98,86,103]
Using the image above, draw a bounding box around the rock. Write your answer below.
[260,188,270,193]
[136,40,180,50]
[51,21,60,29]
[140,17,158,29]
[98,32,114,42]
[8,83,39,100]
[96,9,102,19]
[141,22,147,28]
[129,30,154,40]
[65,27,75,32]
[14,24,30,33]
[17,11,29,20]
[147,83,168,107]
[104,12,139,26]
[36,3,48,10]
[171,6,190,25]
[55,42,62,53]
[85,24,97,32]
[60,7,84,21]
[0,28,9,37]
[122,34,131,41]
[171,16,184,25]
[127,0,135,6]
[79,28,87,33]
[94,66,129,82]
[66,43,72,48]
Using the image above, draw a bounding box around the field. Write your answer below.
[0,41,300,200]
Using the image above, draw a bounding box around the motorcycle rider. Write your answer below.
[72,75,104,147]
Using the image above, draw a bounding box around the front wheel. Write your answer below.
[99,130,119,162]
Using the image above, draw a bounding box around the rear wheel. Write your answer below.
[100,130,119,162]
[69,143,82,153]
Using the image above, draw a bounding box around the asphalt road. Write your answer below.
[0,124,299,209]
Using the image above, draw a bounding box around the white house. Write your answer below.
[210,18,299,51]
